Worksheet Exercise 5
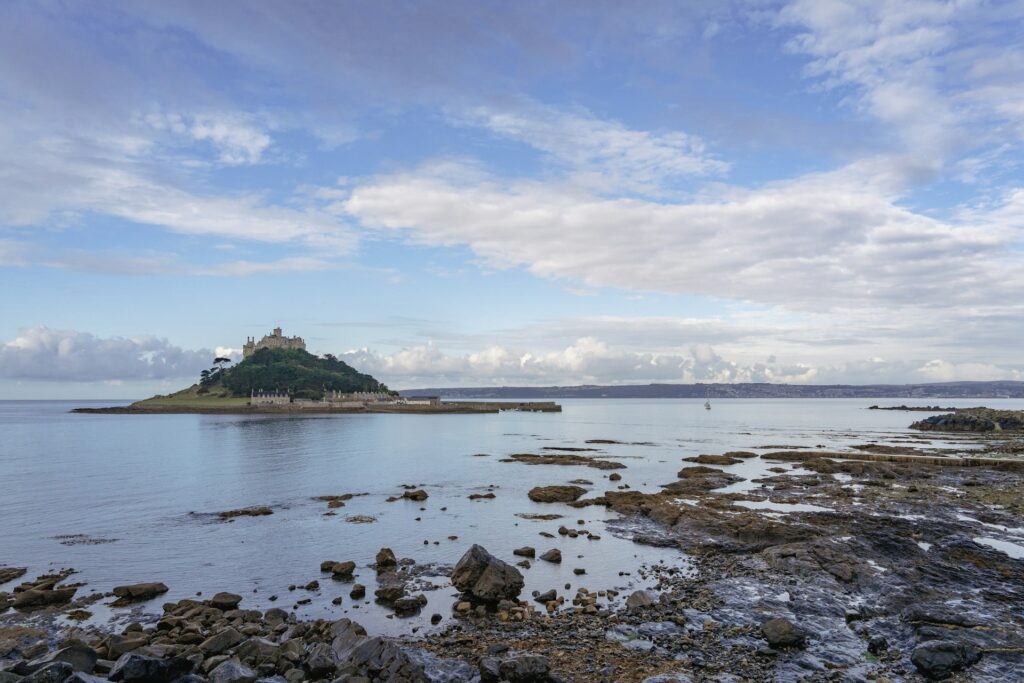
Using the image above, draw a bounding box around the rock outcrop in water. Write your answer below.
[911,408,1024,432]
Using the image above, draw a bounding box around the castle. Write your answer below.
[243,326,306,358]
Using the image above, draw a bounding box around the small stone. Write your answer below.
[761,618,806,649]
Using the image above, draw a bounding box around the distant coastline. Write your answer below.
[400,380,1024,400]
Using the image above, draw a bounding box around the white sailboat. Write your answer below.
[704,388,711,410]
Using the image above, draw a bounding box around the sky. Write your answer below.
[1,0,1023,398]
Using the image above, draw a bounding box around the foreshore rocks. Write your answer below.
[502,453,626,471]
[911,408,1024,432]
[216,507,272,520]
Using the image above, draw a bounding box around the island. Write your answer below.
[74,326,560,414]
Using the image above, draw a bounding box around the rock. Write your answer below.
[111,582,169,602]
[430,613,442,625]
[218,507,273,520]
[573,568,585,575]
[106,635,149,659]
[210,592,242,610]
[539,549,562,563]
[527,486,586,503]
[911,640,981,680]
[375,548,397,569]
[209,659,257,683]
[761,618,806,649]
[234,638,279,665]
[264,607,287,625]
[451,545,524,602]
[512,547,536,558]
[27,644,98,674]
[65,674,108,683]
[683,454,742,465]
[199,627,244,655]
[469,492,496,500]
[625,590,655,610]
[609,473,622,481]
[402,489,428,501]
[0,567,27,584]
[374,579,407,604]
[330,561,356,578]
[21,663,74,683]
[12,587,77,609]
[304,642,335,678]
[109,653,192,682]
[479,654,551,683]
[350,584,366,599]
[393,595,427,614]
[535,590,556,603]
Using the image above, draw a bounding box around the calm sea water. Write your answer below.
[3,398,1023,635]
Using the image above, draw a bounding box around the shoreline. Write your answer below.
[71,400,563,415]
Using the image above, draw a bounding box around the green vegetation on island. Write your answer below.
[135,347,391,408]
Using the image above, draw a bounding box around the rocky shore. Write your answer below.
[4,435,1024,681]
[910,408,1024,433]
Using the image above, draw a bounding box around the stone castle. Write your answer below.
[243,326,306,358]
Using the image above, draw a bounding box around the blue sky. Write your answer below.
[1,0,1023,398]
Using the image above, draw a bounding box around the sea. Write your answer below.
[3,398,1023,635]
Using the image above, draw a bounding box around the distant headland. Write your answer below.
[400,380,1024,400]
[74,326,560,415]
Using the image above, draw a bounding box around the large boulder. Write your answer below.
[911,640,981,680]
[451,545,524,602]
[528,486,586,503]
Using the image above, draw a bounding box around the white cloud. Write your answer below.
[455,102,728,194]
[344,161,1024,312]
[916,359,1023,383]
[0,327,213,382]
[144,110,273,165]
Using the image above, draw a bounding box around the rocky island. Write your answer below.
[73,328,559,415]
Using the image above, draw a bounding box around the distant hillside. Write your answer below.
[399,381,1024,400]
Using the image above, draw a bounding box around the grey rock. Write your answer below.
[304,643,335,678]
[199,628,244,655]
[208,659,257,683]
[450,545,524,602]
[109,653,193,682]
[911,640,981,680]
[761,618,806,649]
[21,663,73,683]
[26,645,98,674]
[625,590,655,610]
[66,674,109,683]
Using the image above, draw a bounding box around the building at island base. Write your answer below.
[243,326,306,358]
[250,390,289,406]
